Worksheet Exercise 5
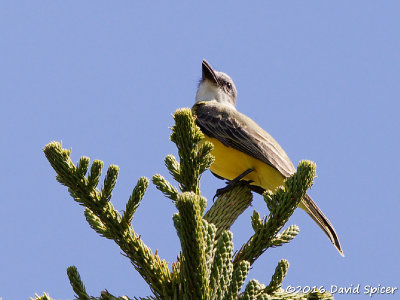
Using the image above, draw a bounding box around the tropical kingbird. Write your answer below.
[192,60,343,256]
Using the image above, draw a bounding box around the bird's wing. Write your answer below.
[193,101,296,177]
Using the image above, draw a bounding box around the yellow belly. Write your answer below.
[202,136,285,192]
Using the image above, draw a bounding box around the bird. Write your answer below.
[192,59,343,256]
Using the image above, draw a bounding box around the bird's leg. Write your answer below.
[213,168,254,200]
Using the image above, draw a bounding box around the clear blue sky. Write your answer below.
[1,2,399,299]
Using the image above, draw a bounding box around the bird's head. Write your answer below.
[195,60,237,109]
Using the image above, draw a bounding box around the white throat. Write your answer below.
[195,80,236,109]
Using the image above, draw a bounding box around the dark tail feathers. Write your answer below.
[300,194,344,256]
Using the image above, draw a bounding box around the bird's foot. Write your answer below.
[213,168,254,201]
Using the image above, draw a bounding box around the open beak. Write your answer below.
[202,60,219,85]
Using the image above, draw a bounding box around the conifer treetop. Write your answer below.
[39,108,333,300]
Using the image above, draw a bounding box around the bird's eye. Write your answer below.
[226,82,232,90]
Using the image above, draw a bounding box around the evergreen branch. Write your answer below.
[170,108,213,194]
[225,260,251,300]
[209,231,234,300]
[100,165,119,203]
[233,161,316,267]
[256,296,271,300]
[165,154,181,183]
[270,225,300,247]
[85,208,114,239]
[77,156,90,177]
[43,142,172,298]
[99,290,156,300]
[88,160,103,191]
[199,195,208,213]
[238,279,333,300]
[39,106,338,300]
[304,292,334,300]
[30,293,53,300]
[264,260,289,294]
[163,108,215,298]
[203,220,217,274]
[267,290,333,300]
[204,182,253,239]
[152,174,179,201]
[196,141,215,175]
[170,109,202,193]
[251,210,263,232]
[170,260,183,299]
[67,266,91,300]
[172,214,182,239]
[122,177,149,226]
[174,192,209,299]
[240,280,266,299]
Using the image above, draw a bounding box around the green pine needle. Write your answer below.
[241,280,265,299]
[76,156,90,176]
[251,210,263,232]
[169,108,213,194]
[209,231,234,299]
[123,177,149,225]
[67,266,90,300]
[101,165,119,203]
[165,154,181,182]
[175,192,209,299]
[30,293,53,300]
[152,174,180,201]
[265,259,289,294]
[271,225,300,247]
[226,260,251,300]
[84,208,113,239]
[88,160,103,190]
[203,219,217,273]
